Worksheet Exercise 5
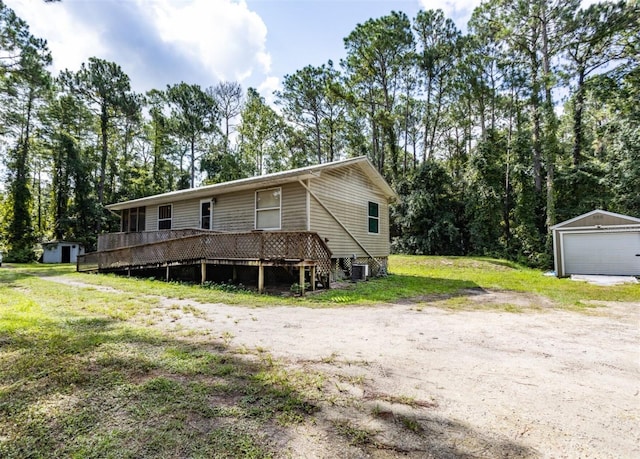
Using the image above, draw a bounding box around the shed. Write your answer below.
[551,210,640,277]
[42,241,85,264]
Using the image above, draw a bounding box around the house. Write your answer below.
[551,209,640,277]
[42,241,85,264]
[78,156,397,292]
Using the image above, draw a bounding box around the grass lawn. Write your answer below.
[1,255,637,457]
[0,267,321,458]
[14,255,639,309]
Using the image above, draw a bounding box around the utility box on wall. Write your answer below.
[41,242,85,264]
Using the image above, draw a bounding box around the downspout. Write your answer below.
[298,179,381,269]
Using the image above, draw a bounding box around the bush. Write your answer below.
[6,244,37,263]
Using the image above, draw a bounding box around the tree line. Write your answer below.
[0,0,638,267]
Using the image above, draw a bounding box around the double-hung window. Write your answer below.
[158,204,172,230]
[255,188,281,230]
[368,201,379,234]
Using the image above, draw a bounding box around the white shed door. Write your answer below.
[563,231,640,276]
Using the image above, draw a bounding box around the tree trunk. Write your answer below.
[530,65,543,195]
[572,69,586,166]
[96,104,109,233]
[190,138,196,188]
[314,111,322,163]
[541,12,557,229]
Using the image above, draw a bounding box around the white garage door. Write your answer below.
[563,231,640,276]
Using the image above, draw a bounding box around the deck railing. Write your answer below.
[79,231,333,276]
[97,229,212,251]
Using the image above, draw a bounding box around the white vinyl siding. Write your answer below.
[212,192,255,231]
[281,182,307,231]
[309,165,390,258]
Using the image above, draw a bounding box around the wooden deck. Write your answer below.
[78,230,333,293]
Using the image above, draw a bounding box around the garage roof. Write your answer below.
[551,209,640,230]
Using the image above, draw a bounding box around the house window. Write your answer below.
[158,204,172,230]
[256,188,281,230]
[201,200,212,229]
[121,206,146,232]
[368,201,379,234]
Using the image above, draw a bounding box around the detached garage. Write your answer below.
[552,210,640,277]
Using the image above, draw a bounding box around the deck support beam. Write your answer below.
[258,262,264,293]
[299,266,305,295]
[311,265,316,291]
[165,264,170,282]
[201,261,207,284]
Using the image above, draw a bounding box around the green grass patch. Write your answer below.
[0,268,322,458]
[65,271,299,307]
[386,255,640,308]
[6,254,639,311]
[305,255,639,309]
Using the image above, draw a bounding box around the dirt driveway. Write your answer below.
[46,277,640,457]
[144,293,636,458]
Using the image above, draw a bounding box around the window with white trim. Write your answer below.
[255,188,281,230]
[368,201,379,234]
[158,204,172,230]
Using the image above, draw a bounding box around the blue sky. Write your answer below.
[6,0,483,99]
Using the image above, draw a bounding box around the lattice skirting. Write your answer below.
[332,256,388,280]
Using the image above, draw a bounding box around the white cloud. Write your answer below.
[6,0,108,75]
[5,0,272,92]
[257,76,281,105]
[419,0,481,29]
[148,0,271,83]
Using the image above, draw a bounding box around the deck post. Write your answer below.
[299,266,305,295]
[258,262,264,293]
[232,266,237,283]
[310,265,316,291]
[201,261,207,284]
[165,264,170,282]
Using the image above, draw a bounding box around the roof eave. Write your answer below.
[106,156,398,210]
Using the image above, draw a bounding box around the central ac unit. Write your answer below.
[351,263,369,281]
